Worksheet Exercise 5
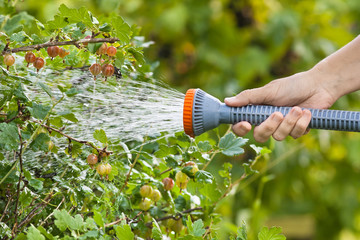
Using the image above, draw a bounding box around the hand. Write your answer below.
[224,69,338,142]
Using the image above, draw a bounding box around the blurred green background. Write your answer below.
[14,0,360,239]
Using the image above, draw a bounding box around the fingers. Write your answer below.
[253,112,284,142]
[289,109,312,138]
[232,121,252,137]
[271,107,303,141]
[233,107,312,142]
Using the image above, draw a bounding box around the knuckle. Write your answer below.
[263,124,276,132]
[272,133,285,141]
[254,135,267,143]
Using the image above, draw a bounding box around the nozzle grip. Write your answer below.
[221,104,360,132]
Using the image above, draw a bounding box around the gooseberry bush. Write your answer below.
[0,3,286,240]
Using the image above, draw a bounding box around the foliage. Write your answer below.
[0,2,285,240]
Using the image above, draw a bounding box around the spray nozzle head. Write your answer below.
[183,88,222,137]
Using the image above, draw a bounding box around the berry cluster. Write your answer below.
[139,185,162,211]
[89,42,117,80]
[86,153,112,179]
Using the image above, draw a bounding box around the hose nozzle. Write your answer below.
[183,88,360,137]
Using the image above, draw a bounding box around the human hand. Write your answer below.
[225,69,339,142]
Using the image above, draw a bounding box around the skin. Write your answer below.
[225,35,360,142]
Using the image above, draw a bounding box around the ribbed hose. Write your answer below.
[227,105,360,132]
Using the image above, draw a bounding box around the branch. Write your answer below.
[16,193,53,231]
[145,207,203,227]
[1,38,120,55]
[30,118,113,155]
[160,167,173,175]
[39,196,65,227]
[12,126,24,236]
[212,173,246,208]
[119,145,144,192]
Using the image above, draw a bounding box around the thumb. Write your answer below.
[224,88,269,107]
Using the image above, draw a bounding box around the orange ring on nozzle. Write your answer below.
[183,89,196,137]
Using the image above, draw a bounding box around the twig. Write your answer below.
[0,193,14,222]
[145,207,203,227]
[16,193,53,231]
[104,218,126,228]
[202,150,219,170]
[160,167,173,175]
[203,220,213,239]
[1,38,120,55]
[202,126,232,171]
[30,118,113,155]
[12,125,24,235]
[119,145,144,192]
[212,173,246,208]
[39,196,65,226]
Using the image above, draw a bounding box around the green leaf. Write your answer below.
[37,226,55,240]
[0,123,19,150]
[191,219,206,237]
[219,132,248,156]
[58,4,93,27]
[29,179,43,191]
[69,214,84,231]
[111,15,131,44]
[198,140,212,152]
[99,23,111,32]
[29,103,51,120]
[155,144,178,158]
[236,222,247,240]
[58,111,78,123]
[93,129,108,144]
[93,211,104,228]
[199,181,222,202]
[195,170,213,184]
[243,163,258,177]
[175,195,186,211]
[258,226,286,240]
[54,209,71,232]
[115,224,134,240]
[152,220,162,240]
[128,47,145,65]
[38,82,53,98]
[65,87,80,97]
[87,42,103,54]
[165,156,179,168]
[30,133,50,152]
[10,31,30,42]
[27,225,45,240]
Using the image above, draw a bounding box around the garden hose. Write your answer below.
[183,88,360,137]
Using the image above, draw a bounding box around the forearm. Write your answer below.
[312,35,360,99]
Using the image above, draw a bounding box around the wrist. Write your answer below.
[310,59,345,101]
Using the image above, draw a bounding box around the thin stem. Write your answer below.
[160,167,173,175]
[120,144,144,192]
[202,126,232,170]
[12,126,24,235]
[0,193,14,222]
[39,196,65,226]
[237,143,304,193]
[212,173,246,208]
[145,207,203,227]
[30,119,113,155]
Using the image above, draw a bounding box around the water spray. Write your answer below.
[183,88,360,137]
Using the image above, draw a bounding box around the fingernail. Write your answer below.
[291,107,301,117]
[224,97,234,102]
[271,113,283,121]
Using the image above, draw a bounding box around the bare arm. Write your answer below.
[225,35,360,142]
